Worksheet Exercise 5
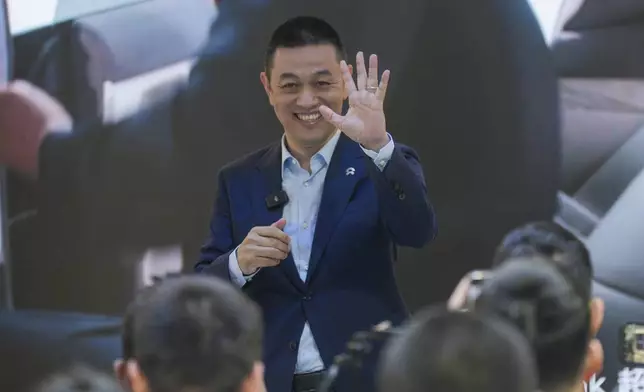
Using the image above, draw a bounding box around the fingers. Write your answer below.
[259,235,290,254]
[367,54,379,90]
[247,252,283,268]
[340,60,357,95]
[356,51,367,90]
[447,275,472,311]
[253,226,290,245]
[351,52,387,97]
[253,245,289,261]
[376,70,390,101]
[318,105,345,129]
[271,218,287,230]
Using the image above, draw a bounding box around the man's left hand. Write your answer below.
[319,51,390,151]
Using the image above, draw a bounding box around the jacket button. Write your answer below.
[303,295,312,301]
[398,192,406,200]
[289,341,298,351]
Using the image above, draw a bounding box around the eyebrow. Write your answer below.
[278,69,334,82]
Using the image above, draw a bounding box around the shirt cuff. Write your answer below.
[361,133,394,171]
[228,247,258,287]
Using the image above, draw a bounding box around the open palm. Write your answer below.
[319,52,390,150]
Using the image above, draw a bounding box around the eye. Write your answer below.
[316,81,332,87]
[279,83,298,89]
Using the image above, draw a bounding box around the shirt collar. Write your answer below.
[281,130,341,173]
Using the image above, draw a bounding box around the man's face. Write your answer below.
[261,44,347,149]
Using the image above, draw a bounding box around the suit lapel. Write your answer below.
[255,144,306,293]
[307,134,366,284]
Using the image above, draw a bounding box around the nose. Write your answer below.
[296,87,318,107]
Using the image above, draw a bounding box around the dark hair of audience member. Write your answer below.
[121,275,263,392]
[264,16,347,78]
[37,366,123,392]
[377,305,538,392]
[493,221,592,300]
[475,256,590,392]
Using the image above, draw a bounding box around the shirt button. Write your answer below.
[289,341,298,351]
[303,182,310,187]
[303,222,309,229]
[379,160,386,166]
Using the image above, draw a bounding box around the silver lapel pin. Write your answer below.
[346,167,355,176]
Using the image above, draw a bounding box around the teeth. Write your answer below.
[296,112,321,122]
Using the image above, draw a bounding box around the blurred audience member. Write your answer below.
[493,221,604,382]
[114,275,265,392]
[377,305,537,392]
[474,256,603,392]
[493,222,592,291]
[38,366,123,392]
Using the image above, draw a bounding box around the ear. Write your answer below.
[239,361,267,392]
[259,72,274,106]
[582,298,606,382]
[590,298,605,336]
[583,339,604,383]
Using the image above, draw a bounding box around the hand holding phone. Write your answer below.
[447,270,491,311]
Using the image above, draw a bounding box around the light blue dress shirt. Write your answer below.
[229,130,395,373]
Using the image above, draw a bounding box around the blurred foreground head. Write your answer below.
[115,275,265,392]
[378,305,537,392]
[493,222,604,385]
[476,255,602,392]
[494,221,592,297]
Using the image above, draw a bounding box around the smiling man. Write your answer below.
[195,16,436,392]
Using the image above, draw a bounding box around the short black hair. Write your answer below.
[476,256,590,392]
[493,221,593,301]
[122,275,263,392]
[37,366,122,392]
[378,306,537,392]
[264,16,346,78]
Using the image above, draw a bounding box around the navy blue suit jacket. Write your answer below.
[196,133,436,392]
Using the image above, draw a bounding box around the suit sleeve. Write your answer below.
[193,171,235,280]
[367,144,437,248]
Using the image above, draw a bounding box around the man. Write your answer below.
[195,16,435,392]
[378,305,538,392]
[114,275,266,392]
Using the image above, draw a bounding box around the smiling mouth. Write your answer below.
[294,111,322,123]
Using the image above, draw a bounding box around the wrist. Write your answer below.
[242,266,259,276]
[361,133,389,152]
[238,257,257,276]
